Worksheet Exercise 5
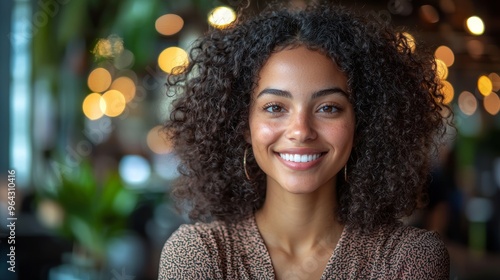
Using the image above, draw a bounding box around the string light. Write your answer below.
[101,90,126,117]
[478,75,493,96]
[435,45,455,67]
[466,16,485,35]
[88,68,112,93]
[435,59,449,80]
[158,47,188,74]
[110,76,136,103]
[156,14,184,36]
[484,92,500,115]
[208,6,236,28]
[83,93,105,120]
[441,80,454,104]
[458,91,477,116]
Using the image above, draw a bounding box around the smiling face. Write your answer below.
[248,46,355,194]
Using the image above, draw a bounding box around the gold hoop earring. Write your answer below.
[244,147,251,180]
[344,165,348,182]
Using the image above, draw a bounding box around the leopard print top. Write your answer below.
[159,214,449,279]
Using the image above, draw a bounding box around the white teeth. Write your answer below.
[279,153,322,163]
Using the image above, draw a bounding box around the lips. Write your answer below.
[279,153,322,163]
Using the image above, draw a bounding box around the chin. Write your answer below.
[281,182,324,194]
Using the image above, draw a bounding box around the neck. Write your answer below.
[255,180,343,255]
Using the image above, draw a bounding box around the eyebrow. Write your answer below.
[256,87,349,99]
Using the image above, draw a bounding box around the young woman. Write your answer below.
[159,2,450,279]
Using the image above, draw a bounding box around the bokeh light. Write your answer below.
[466,39,484,59]
[441,80,454,104]
[419,5,439,23]
[435,59,448,80]
[153,153,180,181]
[458,91,478,116]
[83,93,105,120]
[488,72,500,91]
[93,35,124,58]
[466,197,493,222]
[114,49,135,69]
[101,89,126,117]
[435,45,455,67]
[158,47,189,74]
[466,16,485,35]
[155,14,184,36]
[400,32,416,53]
[110,76,136,103]
[88,67,112,93]
[478,75,493,96]
[118,69,138,84]
[208,6,236,28]
[147,126,172,154]
[36,200,64,229]
[484,92,500,115]
[119,155,151,185]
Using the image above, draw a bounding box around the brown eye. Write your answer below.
[265,104,283,113]
[318,105,339,113]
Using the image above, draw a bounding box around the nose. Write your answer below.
[285,110,317,143]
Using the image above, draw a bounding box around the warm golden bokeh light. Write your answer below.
[489,72,500,91]
[400,32,416,53]
[156,14,184,36]
[93,35,124,58]
[110,76,136,102]
[466,16,485,35]
[94,39,114,57]
[419,5,439,23]
[83,93,105,120]
[458,91,477,116]
[101,90,126,117]
[36,200,64,229]
[483,92,500,115]
[435,59,448,80]
[147,126,172,154]
[208,6,236,28]
[158,47,189,74]
[435,45,455,67]
[441,80,454,104]
[88,68,112,93]
[478,75,493,96]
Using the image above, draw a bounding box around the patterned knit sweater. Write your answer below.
[159,214,449,279]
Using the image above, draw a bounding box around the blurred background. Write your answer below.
[0,0,499,279]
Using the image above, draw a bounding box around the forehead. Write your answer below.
[254,46,347,93]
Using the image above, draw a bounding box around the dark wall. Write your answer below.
[0,0,12,172]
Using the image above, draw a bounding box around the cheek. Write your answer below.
[249,120,281,170]
[250,120,280,146]
[324,121,355,148]
[338,113,356,145]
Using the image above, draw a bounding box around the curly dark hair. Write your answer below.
[165,2,450,232]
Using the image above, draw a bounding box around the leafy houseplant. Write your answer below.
[38,162,138,271]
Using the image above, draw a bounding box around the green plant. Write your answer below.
[38,162,138,266]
